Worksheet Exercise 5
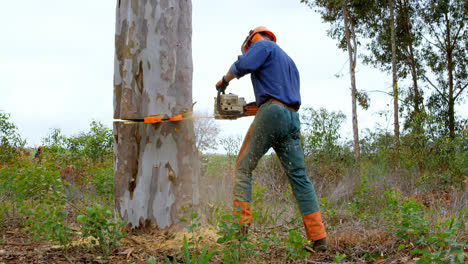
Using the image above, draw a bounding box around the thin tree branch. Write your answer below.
[454,82,467,99]
[367,90,406,103]
[422,74,448,103]
[450,23,464,48]
[423,16,446,52]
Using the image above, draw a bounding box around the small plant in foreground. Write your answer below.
[164,236,217,264]
[0,157,73,247]
[77,203,126,260]
[286,229,310,260]
[180,211,203,250]
[410,216,466,264]
[333,252,347,262]
[394,199,466,263]
[216,206,255,263]
[147,256,157,264]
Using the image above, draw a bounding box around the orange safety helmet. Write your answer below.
[241,26,277,54]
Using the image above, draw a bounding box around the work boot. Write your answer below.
[237,224,250,237]
[312,237,327,252]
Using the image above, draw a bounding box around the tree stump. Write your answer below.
[113,0,199,230]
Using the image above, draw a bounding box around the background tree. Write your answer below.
[300,107,347,162]
[362,0,424,126]
[420,0,467,138]
[301,0,375,164]
[193,111,220,153]
[0,113,26,165]
[389,0,401,174]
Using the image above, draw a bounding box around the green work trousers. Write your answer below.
[234,101,320,216]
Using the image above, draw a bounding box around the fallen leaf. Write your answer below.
[303,245,314,253]
[119,247,135,258]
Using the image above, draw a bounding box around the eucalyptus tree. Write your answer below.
[113,0,199,230]
[362,0,425,126]
[419,0,467,138]
[300,0,376,163]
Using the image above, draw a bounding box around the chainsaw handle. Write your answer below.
[216,89,227,115]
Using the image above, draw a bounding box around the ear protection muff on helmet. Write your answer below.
[241,30,254,55]
[240,26,276,54]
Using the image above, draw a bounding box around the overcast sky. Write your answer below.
[1,0,465,150]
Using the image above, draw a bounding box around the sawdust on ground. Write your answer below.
[121,227,220,251]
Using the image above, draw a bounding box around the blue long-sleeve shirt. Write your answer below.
[229,40,301,109]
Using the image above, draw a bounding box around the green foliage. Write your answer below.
[42,128,68,157]
[349,174,400,222]
[23,205,73,246]
[394,200,466,263]
[300,107,346,158]
[420,0,467,137]
[77,203,126,260]
[201,154,231,179]
[87,159,114,199]
[180,211,203,250]
[333,252,347,263]
[42,121,113,163]
[360,127,394,171]
[216,206,255,263]
[0,157,72,246]
[219,135,243,165]
[394,199,429,243]
[147,256,157,264]
[0,113,26,165]
[164,236,217,264]
[286,229,310,260]
[401,120,467,190]
[300,107,352,182]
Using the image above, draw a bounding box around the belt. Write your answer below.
[267,98,298,112]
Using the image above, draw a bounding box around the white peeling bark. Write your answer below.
[113,0,198,230]
[113,121,199,229]
[114,0,192,120]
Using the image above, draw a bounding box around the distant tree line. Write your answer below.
[300,0,467,167]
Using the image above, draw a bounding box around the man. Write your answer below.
[215,26,327,251]
[34,145,43,160]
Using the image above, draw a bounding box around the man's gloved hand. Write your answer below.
[216,76,229,93]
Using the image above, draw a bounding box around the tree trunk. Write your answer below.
[342,2,360,163]
[400,0,420,114]
[113,0,199,230]
[389,0,400,176]
[114,0,193,120]
[445,13,455,139]
[113,121,199,229]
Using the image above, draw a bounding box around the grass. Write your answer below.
[0,149,466,263]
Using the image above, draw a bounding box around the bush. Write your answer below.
[394,200,466,263]
[0,157,72,246]
[42,121,113,163]
[0,113,26,165]
[300,107,347,162]
[77,203,126,260]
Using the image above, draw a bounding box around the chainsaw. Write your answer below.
[214,90,258,120]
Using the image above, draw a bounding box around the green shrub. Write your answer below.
[0,113,26,165]
[286,229,310,260]
[77,203,126,260]
[164,236,217,264]
[216,206,255,263]
[300,107,348,162]
[42,121,113,164]
[394,199,466,263]
[0,157,72,246]
[87,160,114,199]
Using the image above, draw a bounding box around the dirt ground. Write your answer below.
[0,225,423,264]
